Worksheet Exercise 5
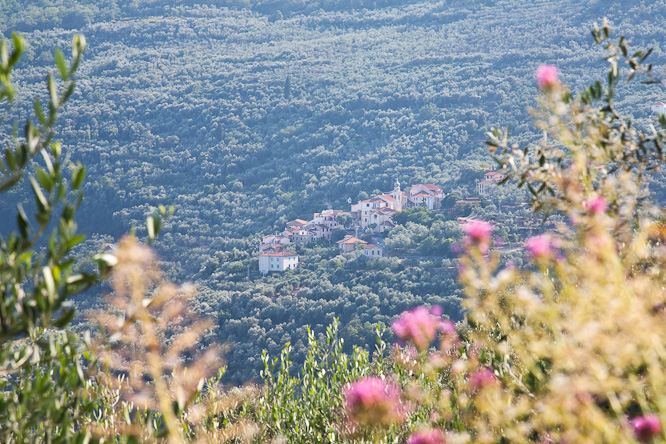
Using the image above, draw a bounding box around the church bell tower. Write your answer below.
[392,178,402,212]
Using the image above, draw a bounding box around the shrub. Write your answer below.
[342,21,666,443]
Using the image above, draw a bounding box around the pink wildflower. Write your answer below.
[463,221,492,243]
[525,234,553,258]
[463,221,493,254]
[631,414,662,442]
[438,319,460,352]
[392,306,445,352]
[469,368,497,391]
[344,377,403,427]
[584,196,608,215]
[407,428,446,444]
[440,319,456,336]
[536,65,559,90]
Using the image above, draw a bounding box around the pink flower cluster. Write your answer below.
[583,196,608,215]
[462,221,493,254]
[469,368,497,391]
[392,305,450,352]
[536,65,559,90]
[463,221,492,243]
[631,414,662,442]
[525,234,554,258]
[344,377,403,427]
[407,428,446,444]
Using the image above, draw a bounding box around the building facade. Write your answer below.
[478,171,506,196]
[337,235,367,253]
[408,184,445,210]
[258,251,299,274]
[364,244,384,258]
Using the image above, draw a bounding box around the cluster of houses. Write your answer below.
[257,205,393,274]
[257,181,450,274]
[259,178,522,275]
[259,209,345,255]
[258,209,344,275]
[255,170,530,275]
[349,180,445,233]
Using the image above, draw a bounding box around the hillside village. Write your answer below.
[257,172,508,274]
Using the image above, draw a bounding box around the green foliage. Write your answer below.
[0,32,100,442]
[257,320,373,442]
[7,0,666,384]
[0,0,431,31]
[0,331,95,443]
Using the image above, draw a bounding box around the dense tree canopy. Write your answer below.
[3,0,666,381]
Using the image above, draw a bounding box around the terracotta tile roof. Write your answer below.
[364,244,382,250]
[337,236,367,244]
[362,197,386,204]
[259,251,298,257]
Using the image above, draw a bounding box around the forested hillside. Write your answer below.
[3,0,666,382]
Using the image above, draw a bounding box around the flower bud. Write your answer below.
[536,65,559,90]
[631,414,661,442]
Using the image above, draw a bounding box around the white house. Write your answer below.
[408,184,445,210]
[478,171,506,196]
[312,209,343,229]
[363,244,384,258]
[291,229,315,243]
[477,179,494,196]
[408,191,436,210]
[259,251,299,274]
[369,207,396,233]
